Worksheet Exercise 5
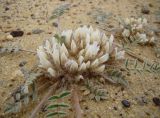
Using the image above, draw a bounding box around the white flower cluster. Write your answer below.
[121,18,155,44]
[37,26,125,78]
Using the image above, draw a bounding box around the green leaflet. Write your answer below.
[125,58,160,75]
[59,91,70,98]
[108,70,128,87]
[83,80,108,102]
[48,91,70,101]
[54,34,65,45]
[47,91,70,117]
[47,103,70,110]
[46,111,67,118]
[48,95,59,101]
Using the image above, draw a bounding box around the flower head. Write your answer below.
[121,17,155,44]
[37,26,124,78]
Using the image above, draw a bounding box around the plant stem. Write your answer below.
[71,85,83,118]
[38,82,51,91]
[30,82,59,118]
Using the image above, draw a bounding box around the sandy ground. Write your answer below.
[0,0,160,118]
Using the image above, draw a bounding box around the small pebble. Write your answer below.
[141,5,150,14]
[121,100,130,108]
[10,30,24,37]
[113,106,117,110]
[72,4,78,7]
[84,106,89,110]
[95,21,99,24]
[48,32,52,34]
[136,96,148,105]
[148,3,153,7]
[1,91,6,97]
[11,78,16,82]
[8,83,13,87]
[27,32,31,35]
[19,61,27,67]
[31,14,35,19]
[52,22,58,27]
[87,12,91,15]
[6,34,13,40]
[32,29,44,34]
[5,7,9,11]
[152,97,160,106]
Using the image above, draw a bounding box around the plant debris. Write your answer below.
[4,66,42,114]
[152,97,160,106]
[89,9,112,23]
[49,3,70,19]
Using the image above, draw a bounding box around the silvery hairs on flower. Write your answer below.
[37,26,124,79]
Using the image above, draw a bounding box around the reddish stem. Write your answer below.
[30,82,58,118]
[71,85,83,118]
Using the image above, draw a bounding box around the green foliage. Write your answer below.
[47,91,70,118]
[54,34,65,45]
[48,91,70,101]
[46,111,67,118]
[125,59,160,75]
[81,80,107,102]
[121,38,141,51]
[47,103,70,110]
[107,69,128,87]
[4,67,42,114]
